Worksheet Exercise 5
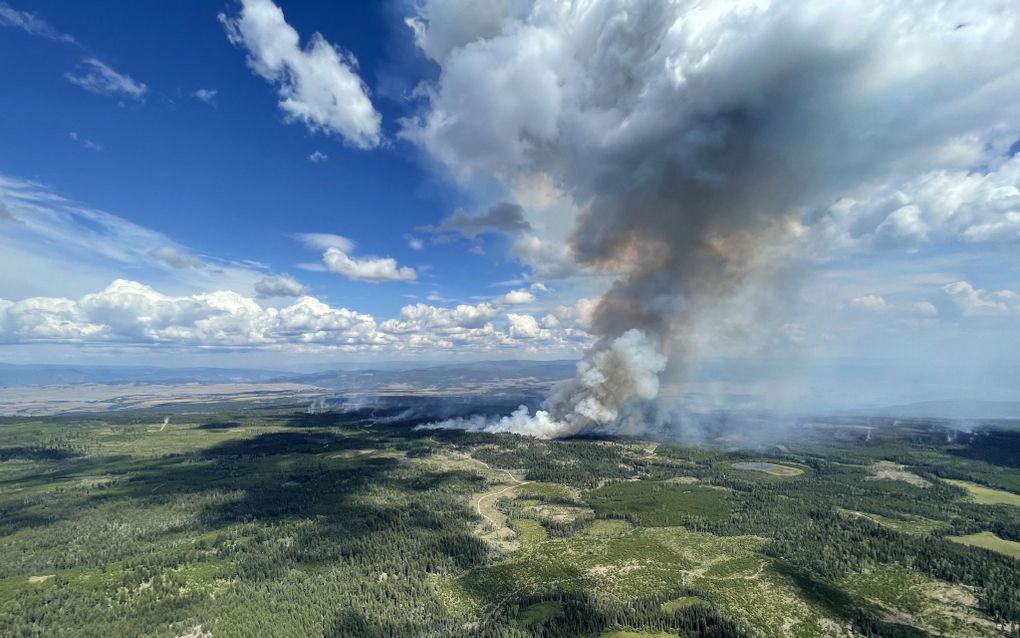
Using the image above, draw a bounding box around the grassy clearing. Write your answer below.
[587,481,734,526]
[601,631,675,638]
[948,532,1020,559]
[732,462,804,477]
[583,519,633,537]
[661,596,706,612]
[520,501,593,524]
[518,601,563,627]
[94,422,268,458]
[838,509,946,535]
[428,573,476,616]
[944,479,1020,506]
[515,482,580,502]
[512,498,543,508]
[868,461,931,488]
[511,518,548,546]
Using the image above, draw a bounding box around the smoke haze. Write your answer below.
[406,0,1020,437]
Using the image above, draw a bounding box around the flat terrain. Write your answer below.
[731,461,804,476]
[0,408,1017,637]
[0,383,323,415]
[868,460,932,488]
[948,532,1020,559]
[944,479,1020,507]
[839,509,947,535]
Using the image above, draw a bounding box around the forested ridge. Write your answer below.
[0,410,1017,636]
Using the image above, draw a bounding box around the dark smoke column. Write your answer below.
[404,0,1020,437]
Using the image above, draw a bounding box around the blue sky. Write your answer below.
[1,0,1018,407]
[0,0,518,315]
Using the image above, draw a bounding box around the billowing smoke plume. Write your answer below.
[423,329,666,436]
[408,0,1020,437]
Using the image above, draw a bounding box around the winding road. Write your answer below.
[473,471,531,527]
[463,460,532,539]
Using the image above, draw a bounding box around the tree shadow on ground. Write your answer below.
[196,421,243,430]
[948,429,1020,470]
[0,446,82,461]
[772,561,935,638]
[0,417,503,635]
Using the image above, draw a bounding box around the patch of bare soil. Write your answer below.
[868,461,931,488]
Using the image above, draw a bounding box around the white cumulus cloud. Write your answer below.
[0,280,590,354]
[220,0,382,148]
[943,281,1019,316]
[812,155,1020,254]
[850,294,889,312]
[498,289,536,305]
[322,246,417,283]
[149,245,205,270]
[254,274,308,298]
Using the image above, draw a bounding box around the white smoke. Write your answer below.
[421,329,664,437]
[543,329,666,433]
[419,405,564,438]
[406,0,1020,438]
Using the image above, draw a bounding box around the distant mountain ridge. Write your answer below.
[289,360,576,388]
[0,360,578,388]
[0,363,291,387]
[859,399,1020,420]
